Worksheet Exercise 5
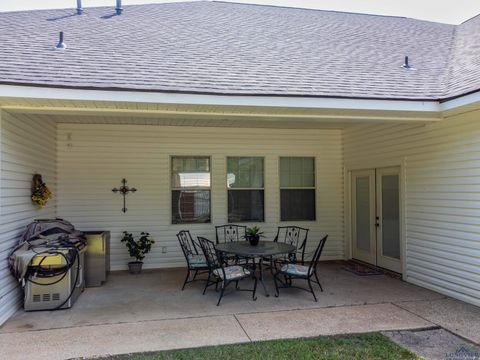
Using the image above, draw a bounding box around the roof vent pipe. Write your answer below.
[76,0,83,15]
[55,31,67,50]
[402,56,411,69]
[115,0,123,15]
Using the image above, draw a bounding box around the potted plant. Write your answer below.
[245,226,264,246]
[121,231,155,274]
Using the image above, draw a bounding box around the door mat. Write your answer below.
[342,261,384,276]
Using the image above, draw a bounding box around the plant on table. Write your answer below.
[121,231,155,274]
[245,226,264,246]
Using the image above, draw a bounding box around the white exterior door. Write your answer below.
[351,167,402,273]
[376,167,402,273]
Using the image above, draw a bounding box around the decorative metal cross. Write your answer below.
[112,178,137,213]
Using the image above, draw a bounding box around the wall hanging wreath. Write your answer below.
[31,174,52,208]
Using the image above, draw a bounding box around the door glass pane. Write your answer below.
[382,175,400,259]
[356,176,371,251]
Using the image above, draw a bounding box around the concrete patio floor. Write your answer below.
[1,262,479,359]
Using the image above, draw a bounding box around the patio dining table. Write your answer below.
[216,240,295,297]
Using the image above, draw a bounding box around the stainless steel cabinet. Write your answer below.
[84,231,110,287]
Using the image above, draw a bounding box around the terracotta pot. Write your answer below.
[128,261,143,274]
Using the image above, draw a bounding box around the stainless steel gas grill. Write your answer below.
[24,246,86,311]
[8,219,87,311]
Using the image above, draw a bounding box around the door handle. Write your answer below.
[375,216,380,227]
[76,265,83,287]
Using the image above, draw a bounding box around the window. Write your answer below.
[227,157,264,222]
[280,157,316,221]
[171,156,211,224]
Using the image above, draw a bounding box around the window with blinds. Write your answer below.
[171,156,211,224]
[227,157,264,222]
[280,157,316,221]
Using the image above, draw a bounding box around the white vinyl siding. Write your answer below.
[0,111,57,325]
[57,124,345,271]
[344,109,480,307]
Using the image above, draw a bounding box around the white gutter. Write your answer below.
[0,84,441,113]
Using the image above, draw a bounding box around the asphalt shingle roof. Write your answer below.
[0,1,478,101]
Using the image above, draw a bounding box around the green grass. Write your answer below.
[99,333,418,360]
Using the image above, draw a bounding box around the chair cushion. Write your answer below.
[280,263,312,277]
[214,265,250,280]
[188,254,207,267]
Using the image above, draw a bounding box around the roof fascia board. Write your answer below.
[439,90,480,114]
[1,105,441,122]
[0,85,441,113]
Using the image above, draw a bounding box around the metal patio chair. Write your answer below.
[215,224,247,244]
[177,230,209,290]
[273,226,309,264]
[262,226,309,275]
[198,236,257,306]
[215,224,249,265]
[273,234,328,302]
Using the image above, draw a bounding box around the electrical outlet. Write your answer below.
[162,246,167,254]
